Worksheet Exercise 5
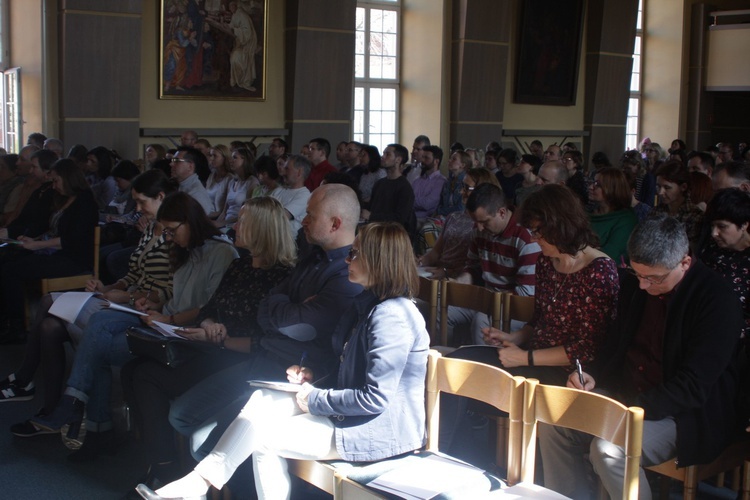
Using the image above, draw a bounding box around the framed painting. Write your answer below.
[514,0,584,106]
[160,0,267,100]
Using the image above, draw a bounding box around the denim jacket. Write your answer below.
[307,291,430,461]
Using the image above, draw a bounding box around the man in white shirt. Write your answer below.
[271,154,312,237]
[171,147,214,215]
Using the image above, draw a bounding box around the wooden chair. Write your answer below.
[439,281,502,347]
[521,378,645,499]
[287,349,526,498]
[41,225,101,294]
[501,293,535,332]
[416,276,440,344]
[646,440,750,500]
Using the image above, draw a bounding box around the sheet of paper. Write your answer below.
[48,292,96,323]
[367,453,488,499]
[492,482,572,499]
[247,380,304,393]
[150,320,189,339]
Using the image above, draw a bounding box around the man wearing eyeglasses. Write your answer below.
[540,214,743,499]
[170,147,214,215]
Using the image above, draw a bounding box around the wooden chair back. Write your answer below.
[416,276,440,344]
[501,293,535,332]
[439,281,502,346]
[426,350,525,485]
[41,225,101,294]
[521,378,644,499]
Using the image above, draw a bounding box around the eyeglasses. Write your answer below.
[345,247,359,262]
[592,180,602,188]
[162,221,185,239]
[170,157,191,164]
[626,267,672,285]
[462,184,476,192]
[527,226,543,238]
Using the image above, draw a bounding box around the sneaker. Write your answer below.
[10,419,59,437]
[0,379,34,402]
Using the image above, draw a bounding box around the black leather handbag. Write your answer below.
[125,326,219,367]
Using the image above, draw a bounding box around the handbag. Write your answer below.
[125,326,219,368]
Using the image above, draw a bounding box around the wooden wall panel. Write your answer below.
[61,0,141,14]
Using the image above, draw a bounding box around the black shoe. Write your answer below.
[0,374,34,402]
[10,418,58,437]
[67,429,116,463]
[30,395,84,432]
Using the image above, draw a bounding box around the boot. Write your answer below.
[29,394,84,432]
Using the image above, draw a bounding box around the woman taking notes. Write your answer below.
[136,222,430,500]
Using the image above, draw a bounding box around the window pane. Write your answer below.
[355,54,365,78]
[356,31,365,55]
[354,110,364,134]
[381,57,396,79]
[370,9,383,33]
[628,97,639,116]
[370,111,383,134]
[626,116,638,136]
[382,88,396,110]
[354,87,365,109]
[382,111,396,133]
[633,36,641,56]
[630,73,640,92]
[370,32,383,56]
[370,88,382,109]
[370,56,383,78]
[356,7,365,30]
[383,33,397,56]
[382,10,398,33]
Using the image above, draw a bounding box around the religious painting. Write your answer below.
[514,0,584,106]
[160,0,267,100]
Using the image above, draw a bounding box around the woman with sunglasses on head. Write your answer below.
[420,167,500,279]
[122,196,296,492]
[31,192,238,461]
[136,222,430,500]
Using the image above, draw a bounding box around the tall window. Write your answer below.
[354,1,399,153]
[625,0,643,151]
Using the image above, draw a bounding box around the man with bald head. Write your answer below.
[543,144,562,163]
[180,130,198,147]
[535,160,569,186]
[168,183,364,459]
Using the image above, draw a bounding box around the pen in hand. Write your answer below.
[575,358,585,387]
[297,351,307,375]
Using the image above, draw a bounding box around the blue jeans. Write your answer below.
[169,351,287,459]
[65,309,139,431]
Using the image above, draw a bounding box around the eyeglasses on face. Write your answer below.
[170,157,191,164]
[345,247,359,262]
[527,226,543,239]
[625,267,672,285]
[162,221,185,238]
[462,184,476,192]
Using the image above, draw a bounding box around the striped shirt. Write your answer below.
[117,221,173,303]
[464,211,541,296]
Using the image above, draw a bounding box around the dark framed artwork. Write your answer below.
[514,0,585,106]
[160,0,267,100]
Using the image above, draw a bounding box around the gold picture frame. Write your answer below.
[160,0,267,100]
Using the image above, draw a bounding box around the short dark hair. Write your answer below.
[0,154,19,173]
[131,168,178,198]
[388,143,409,166]
[31,149,58,171]
[27,132,47,146]
[687,150,715,170]
[414,135,431,146]
[272,137,288,150]
[714,160,750,183]
[87,146,114,179]
[705,188,750,227]
[254,155,279,180]
[309,137,331,158]
[498,148,517,164]
[111,160,141,181]
[519,184,599,255]
[466,183,506,214]
[655,160,690,186]
[176,146,210,183]
[423,145,443,165]
[157,191,224,270]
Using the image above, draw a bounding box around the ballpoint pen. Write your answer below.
[297,351,308,375]
[575,358,585,387]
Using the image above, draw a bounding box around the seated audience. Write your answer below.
[357,144,385,208]
[496,149,522,202]
[440,184,618,454]
[419,168,500,279]
[105,160,141,217]
[214,147,257,227]
[122,196,296,491]
[0,154,23,225]
[0,169,175,434]
[135,222,429,500]
[86,146,118,210]
[30,192,238,460]
[171,147,214,215]
[712,160,750,191]
[0,159,98,341]
[250,156,281,198]
[304,138,336,191]
[623,170,652,222]
[363,143,415,237]
[539,214,743,499]
[644,142,665,173]
[205,145,233,219]
[588,167,638,263]
[144,144,167,167]
[654,160,704,248]
[620,149,656,207]
[562,150,588,206]
[687,150,714,177]
[689,170,713,211]
[270,154,311,238]
[701,188,750,340]
[1,148,56,230]
[513,154,542,207]
[412,145,447,224]
[446,183,541,343]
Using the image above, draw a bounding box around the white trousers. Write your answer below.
[194,389,341,500]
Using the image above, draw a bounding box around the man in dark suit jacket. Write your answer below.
[539,213,744,499]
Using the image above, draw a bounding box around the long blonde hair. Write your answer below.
[238,197,296,268]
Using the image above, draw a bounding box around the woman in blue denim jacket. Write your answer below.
[136,222,430,500]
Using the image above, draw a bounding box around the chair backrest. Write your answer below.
[417,276,440,344]
[521,378,644,499]
[40,225,101,295]
[501,293,534,332]
[439,281,502,346]
[425,350,525,485]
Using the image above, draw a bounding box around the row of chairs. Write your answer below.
[416,276,535,347]
[288,349,645,499]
